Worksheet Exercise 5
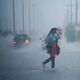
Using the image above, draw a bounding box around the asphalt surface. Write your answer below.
[0,35,80,80]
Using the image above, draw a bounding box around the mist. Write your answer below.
[0,0,80,80]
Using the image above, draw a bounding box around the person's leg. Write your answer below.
[43,57,51,64]
[42,57,51,69]
[51,56,55,68]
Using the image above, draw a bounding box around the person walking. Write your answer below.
[42,28,60,70]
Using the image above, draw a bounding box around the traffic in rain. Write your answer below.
[0,0,80,80]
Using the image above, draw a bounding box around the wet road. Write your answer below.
[0,35,80,80]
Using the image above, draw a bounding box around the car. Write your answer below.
[12,34,31,46]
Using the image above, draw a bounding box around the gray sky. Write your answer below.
[34,0,80,34]
[35,0,68,34]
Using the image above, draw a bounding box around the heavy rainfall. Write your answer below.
[0,0,80,80]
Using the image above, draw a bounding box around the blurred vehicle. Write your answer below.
[12,34,31,46]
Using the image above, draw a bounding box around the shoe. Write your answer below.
[42,63,45,69]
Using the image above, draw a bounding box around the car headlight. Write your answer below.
[25,40,29,43]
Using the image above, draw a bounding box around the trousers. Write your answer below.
[43,56,55,68]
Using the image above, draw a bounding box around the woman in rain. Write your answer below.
[42,27,62,70]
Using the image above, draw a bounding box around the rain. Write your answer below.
[0,0,80,80]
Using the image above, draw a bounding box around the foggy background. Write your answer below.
[0,0,80,34]
[0,0,67,35]
[0,0,80,80]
